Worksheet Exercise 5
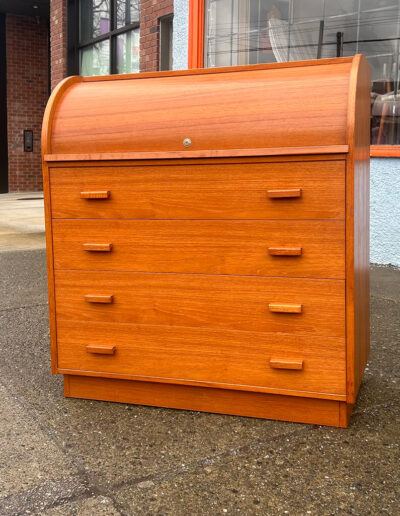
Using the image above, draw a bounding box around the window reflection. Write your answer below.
[116,0,140,28]
[80,0,111,42]
[80,39,110,76]
[205,0,400,145]
[78,0,141,77]
[116,28,140,73]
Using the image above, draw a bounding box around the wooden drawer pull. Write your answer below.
[80,190,110,199]
[267,188,302,199]
[84,294,113,304]
[269,303,302,313]
[83,243,113,252]
[270,359,304,370]
[268,247,302,256]
[86,345,116,355]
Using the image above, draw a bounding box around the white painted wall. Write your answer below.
[171,1,399,266]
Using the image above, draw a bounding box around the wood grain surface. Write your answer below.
[269,359,304,370]
[268,303,303,313]
[49,161,345,220]
[44,145,349,162]
[64,375,348,427]
[56,319,346,396]
[54,270,345,337]
[49,61,352,155]
[346,54,371,403]
[80,190,110,199]
[86,345,116,355]
[52,219,345,278]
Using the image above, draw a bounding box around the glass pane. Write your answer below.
[115,28,140,74]
[80,40,110,76]
[204,0,400,146]
[116,0,140,28]
[80,0,110,42]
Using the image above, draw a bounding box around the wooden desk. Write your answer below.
[42,56,370,427]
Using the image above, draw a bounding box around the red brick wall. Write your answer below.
[50,0,67,90]
[140,0,174,72]
[6,15,49,192]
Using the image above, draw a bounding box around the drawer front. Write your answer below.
[55,271,345,337]
[52,219,345,279]
[57,319,346,396]
[49,161,345,220]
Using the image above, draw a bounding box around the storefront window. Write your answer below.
[78,0,140,76]
[204,0,400,146]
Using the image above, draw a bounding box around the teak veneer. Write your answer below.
[42,56,370,427]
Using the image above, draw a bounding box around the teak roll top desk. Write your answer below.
[42,55,370,427]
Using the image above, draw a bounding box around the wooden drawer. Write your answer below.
[49,161,345,220]
[55,271,345,337]
[57,319,346,397]
[52,219,345,279]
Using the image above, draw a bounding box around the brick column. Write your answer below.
[6,15,48,191]
[140,0,174,73]
[50,0,68,89]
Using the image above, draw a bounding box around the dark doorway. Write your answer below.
[0,13,8,193]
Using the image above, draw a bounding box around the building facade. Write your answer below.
[0,0,398,265]
[0,0,174,194]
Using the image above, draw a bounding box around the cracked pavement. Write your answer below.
[0,249,398,515]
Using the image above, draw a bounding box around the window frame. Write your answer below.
[67,0,140,76]
[159,14,174,71]
[188,0,400,157]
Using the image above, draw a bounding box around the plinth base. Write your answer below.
[64,375,353,428]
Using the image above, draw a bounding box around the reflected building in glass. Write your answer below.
[204,0,400,146]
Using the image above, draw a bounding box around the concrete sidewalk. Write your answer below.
[0,248,399,515]
[0,192,45,252]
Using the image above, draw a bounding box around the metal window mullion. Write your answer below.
[112,22,139,36]
[287,0,293,61]
[109,34,113,74]
[76,0,141,75]
[78,33,110,49]
[125,0,130,26]
[257,0,261,64]
[394,0,400,97]
[78,22,139,49]
[110,0,115,74]
[392,0,400,144]
[356,0,361,55]
[110,0,115,30]
[67,0,80,75]
[230,0,234,66]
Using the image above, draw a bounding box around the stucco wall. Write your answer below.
[370,158,400,267]
[173,0,189,70]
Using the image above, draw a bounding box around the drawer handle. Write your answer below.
[270,359,304,370]
[84,294,113,304]
[83,243,113,252]
[268,247,302,256]
[80,190,110,199]
[267,188,302,199]
[269,303,302,314]
[86,345,116,355]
